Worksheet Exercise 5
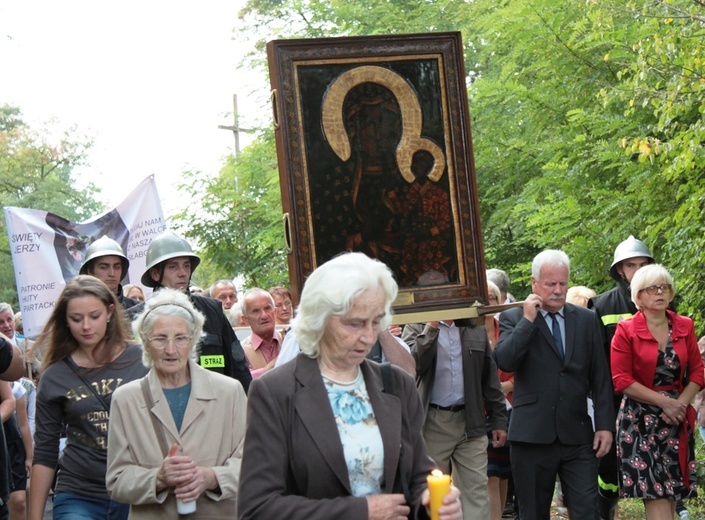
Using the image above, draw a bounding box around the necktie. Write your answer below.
[549,312,564,360]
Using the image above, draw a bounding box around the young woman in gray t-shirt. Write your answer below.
[29,276,148,520]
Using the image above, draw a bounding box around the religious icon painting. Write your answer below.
[268,32,487,322]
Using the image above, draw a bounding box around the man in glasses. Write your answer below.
[588,236,686,520]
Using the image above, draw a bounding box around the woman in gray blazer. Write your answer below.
[238,252,461,520]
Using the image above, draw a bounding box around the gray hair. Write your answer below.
[293,252,397,358]
[241,288,275,317]
[532,250,570,280]
[209,279,236,298]
[0,303,14,315]
[133,288,205,368]
[630,264,674,305]
[228,301,244,327]
[486,269,510,294]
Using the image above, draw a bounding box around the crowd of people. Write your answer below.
[0,230,702,520]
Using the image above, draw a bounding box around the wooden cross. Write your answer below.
[218,94,252,155]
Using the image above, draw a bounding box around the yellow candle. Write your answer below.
[427,469,451,520]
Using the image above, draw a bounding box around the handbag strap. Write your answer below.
[63,357,110,412]
[140,377,171,457]
[380,363,412,507]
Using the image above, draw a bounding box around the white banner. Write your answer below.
[4,175,166,338]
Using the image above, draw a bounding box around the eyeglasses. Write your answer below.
[275,300,293,309]
[640,284,673,295]
[147,335,192,349]
[488,295,499,303]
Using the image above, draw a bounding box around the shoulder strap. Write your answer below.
[140,377,170,457]
[381,361,394,394]
[379,363,412,508]
[63,357,110,412]
[243,340,268,370]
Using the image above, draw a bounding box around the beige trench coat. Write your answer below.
[107,360,246,519]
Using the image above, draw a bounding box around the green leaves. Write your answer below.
[465,0,705,322]
[0,104,101,305]
[228,0,704,331]
[174,129,288,290]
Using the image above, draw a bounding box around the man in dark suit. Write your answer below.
[493,249,614,520]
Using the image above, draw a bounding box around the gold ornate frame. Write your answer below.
[268,32,487,322]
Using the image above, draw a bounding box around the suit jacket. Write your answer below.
[493,304,614,445]
[237,355,435,520]
[106,360,247,519]
[403,322,507,437]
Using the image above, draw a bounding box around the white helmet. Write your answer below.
[609,236,654,281]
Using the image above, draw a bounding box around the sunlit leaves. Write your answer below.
[0,104,101,305]
[174,129,288,290]
[230,0,704,330]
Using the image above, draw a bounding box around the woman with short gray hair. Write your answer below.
[107,288,246,519]
[131,291,205,368]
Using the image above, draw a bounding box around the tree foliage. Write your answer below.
[0,104,102,305]
[224,0,704,332]
[174,130,288,290]
[466,0,705,324]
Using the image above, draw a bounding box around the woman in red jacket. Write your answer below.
[611,264,704,520]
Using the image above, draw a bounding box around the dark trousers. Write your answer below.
[597,396,622,499]
[511,440,599,520]
[0,424,9,520]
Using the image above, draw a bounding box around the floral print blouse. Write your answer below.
[324,369,384,497]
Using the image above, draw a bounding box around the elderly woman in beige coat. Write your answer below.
[107,288,247,518]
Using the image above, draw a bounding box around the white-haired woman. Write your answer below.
[612,264,703,520]
[106,289,246,519]
[238,252,461,520]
